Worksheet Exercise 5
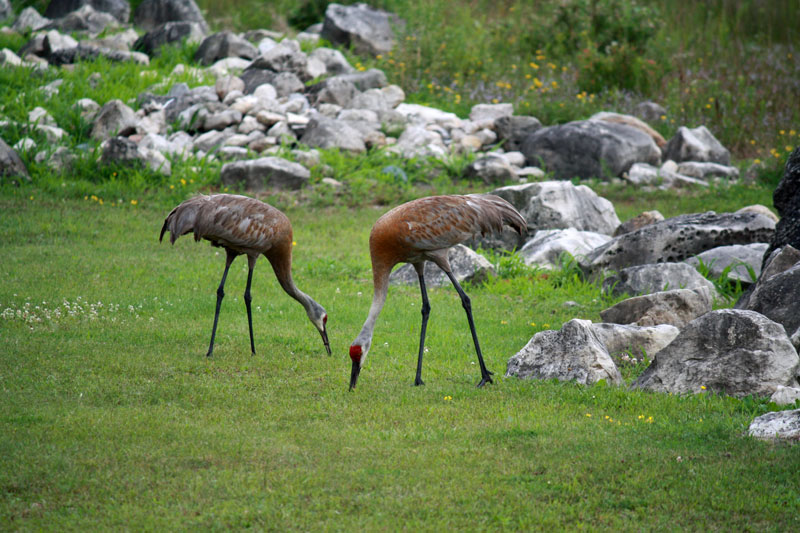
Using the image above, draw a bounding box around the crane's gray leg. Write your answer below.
[414,263,431,386]
[244,255,257,355]
[444,271,494,388]
[207,249,237,357]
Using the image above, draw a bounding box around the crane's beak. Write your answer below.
[349,359,361,391]
[320,327,331,356]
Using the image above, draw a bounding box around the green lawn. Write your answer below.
[1,193,798,530]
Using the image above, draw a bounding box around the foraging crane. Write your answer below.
[348,194,526,390]
[160,194,331,357]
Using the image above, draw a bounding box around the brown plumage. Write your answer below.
[348,194,526,390]
[160,194,330,357]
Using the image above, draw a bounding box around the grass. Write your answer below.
[2,193,799,530]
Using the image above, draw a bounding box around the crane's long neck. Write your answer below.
[353,264,391,350]
[269,252,317,314]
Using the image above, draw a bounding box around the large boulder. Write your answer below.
[506,319,623,386]
[45,0,130,22]
[520,228,611,269]
[582,211,776,275]
[602,262,717,298]
[600,287,713,329]
[494,115,542,152]
[220,157,310,191]
[663,125,731,165]
[520,120,661,180]
[133,0,208,33]
[0,138,31,185]
[685,243,769,284]
[632,309,800,398]
[12,7,51,32]
[133,21,205,56]
[589,111,666,148]
[748,410,800,441]
[194,31,258,65]
[764,146,800,263]
[388,245,495,287]
[320,2,401,56]
[90,99,138,141]
[43,3,119,35]
[300,115,366,153]
[590,322,679,359]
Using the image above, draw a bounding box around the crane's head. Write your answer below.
[348,337,371,391]
[306,301,331,356]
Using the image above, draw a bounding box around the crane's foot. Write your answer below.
[414,377,425,386]
[476,371,494,388]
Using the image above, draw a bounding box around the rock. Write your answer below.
[469,103,513,124]
[133,0,209,34]
[676,161,739,181]
[321,2,401,56]
[389,125,447,159]
[348,88,391,112]
[194,31,258,65]
[28,106,56,127]
[625,162,709,189]
[764,146,800,263]
[520,228,611,269]
[600,287,713,328]
[44,0,130,22]
[300,115,366,153]
[614,210,665,236]
[12,7,51,32]
[43,4,118,36]
[748,409,800,441]
[47,42,149,65]
[582,211,776,275]
[685,243,768,283]
[590,322,679,359]
[214,75,245,101]
[521,120,661,180]
[494,115,542,152]
[736,204,778,224]
[663,125,731,165]
[133,21,205,56]
[734,258,800,344]
[0,48,23,66]
[191,130,229,153]
[590,111,667,148]
[220,157,310,191]
[308,46,354,75]
[271,72,304,97]
[0,138,31,184]
[770,386,800,406]
[14,138,36,152]
[90,99,138,141]
[248,40,308,80]
[602,262,717,298]
[506,319,623,386]
[201,109,242,131]
[634,101,667,123]
[0,0,11,20]
[491,181,621,235]
[98,135,171,174]
[464,154,517,184]
[389,244,495,287]
[633,309,799,397]
[395,103,461,129]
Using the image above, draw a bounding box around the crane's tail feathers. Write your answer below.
[160,195,208,244]
[475,194,527,237]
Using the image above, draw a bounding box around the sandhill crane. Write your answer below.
[348,194,526,390]
[160,194,331,357]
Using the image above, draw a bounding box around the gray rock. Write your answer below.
[99,135,139,165]
[0,137,31,184]
[192,130,231,153]
[625,162,709,189]
[506,319,623,386]
[47,43,149,66]
[389,244,495,287]
[348,88,391,112]
[321,2,401,56]
[42,29,79,54]
[133,21,205,56]
[133,0,209,33]
[329,69,388,92]
[194,31,258,66]
[43,4,118,36]
[582,211,776,275]
[494,115,542,152]
[395,103,460,128]
[12,7,51,32]
[91,99,138,141]
[214,75,245,101]
[464,154,517,184]
[735,204,779,223]
[676,161,740,180]
[45,0,130,22]
[600,287,713,329]
[248,40,308,80]
[770,386,800,406]
[590,322,679,359]
[220,157,310,191]
[685,243,768,283]
[300,115,366,153]
[764,146,800,264]
[602,262,717,298]
[469,103,513,124]
[634,101,667,123]
[201,109,242,131]
[491,181,621,235]
[614,210,665,237]
[632,309,799,398]
[520,228,611,269]
[663,125,731,165]
[735,261,800,344]
[309,76,358,107]
[521,120,661,180]
[308,47,354,75]
[271,72,305,97]
[0,0,11,20]
[589,111,667,148]
[749,409,800,440]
